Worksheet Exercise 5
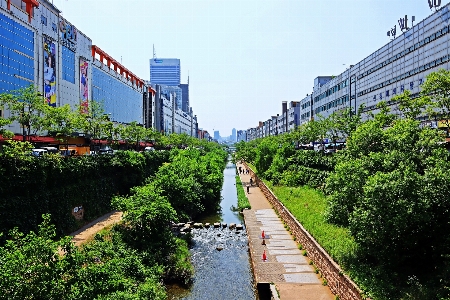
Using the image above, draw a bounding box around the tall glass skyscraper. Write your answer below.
[149,58,180,86]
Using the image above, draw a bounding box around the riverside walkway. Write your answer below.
[237,163,335,300]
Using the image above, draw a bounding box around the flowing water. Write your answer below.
[166,160,258,300]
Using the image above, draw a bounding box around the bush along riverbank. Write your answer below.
[0,145,228,299]
[235,83,450,299]
[235,175,251,210]
[0,147,170,239]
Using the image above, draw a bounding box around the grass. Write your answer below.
[245,162,450,299]
[235,175,251,210]
[245,162,356,264]
[266,183,357,264]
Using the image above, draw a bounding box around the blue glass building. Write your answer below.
[0,12,34,94]
[149,58,180,86]
[92,65,143,124]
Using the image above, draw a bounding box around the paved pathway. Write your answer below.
[237,163,335,300]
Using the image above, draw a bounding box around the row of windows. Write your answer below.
[314,79,348,103]
[0,28,34,57]
[301,101,310,110]
[301,111,311,120]
[357,25,449,80]
[0,46,34,67]
[360,45,448,85]
[0,13,33,38]
[0,63,33,81]
[362,92,421,113]
[0,13,35,95]
[370,79,423,101]
[358,53,450,97]
[0,74,33,93]
[314,95,350,114]
[92,67,142,124]
[61,46,75,83]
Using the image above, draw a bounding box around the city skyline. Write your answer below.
[52,0,436,134]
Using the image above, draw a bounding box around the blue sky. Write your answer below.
[52,0,437,136]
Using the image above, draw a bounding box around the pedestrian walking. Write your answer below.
[246,184,250,194]
[250,178,253,186]
[238,166,242,174]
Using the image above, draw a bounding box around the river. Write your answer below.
[166,160,258,300]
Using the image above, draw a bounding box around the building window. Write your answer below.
[401,85,404,92]
[52,23,57,32]
[62,46,75,83]
[379,93,382,100]
[41,15,47,25]
[386,90,390,97]
[393,87,397,94]
[410,82,414,89]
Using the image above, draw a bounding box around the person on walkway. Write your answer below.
[238,166,242,174]
[246,184,250,194]
[250,178,253,186]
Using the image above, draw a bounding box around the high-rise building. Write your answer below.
[179,83,189,113]
[231,128,236,142]
[214,131,220,141]
[161,86,182,110]
[149,58,180,86]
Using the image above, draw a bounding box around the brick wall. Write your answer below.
[244,163,365,300]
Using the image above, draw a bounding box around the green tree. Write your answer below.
[420,68,450,138]
[42,104,79,151]
[120,121,146,151]
[292,117,328,150]
[327,106,364,144]
[254,136,280,176]
[0,109,13,139]
[0,86,47,142]
[326,117,450,280]
[392,90,431,120]
[0,214,82,299]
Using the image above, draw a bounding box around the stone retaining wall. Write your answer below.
[244,163,364,300]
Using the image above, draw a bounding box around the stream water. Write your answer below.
[166,160,258,300]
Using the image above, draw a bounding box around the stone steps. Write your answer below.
[244,209,332,292]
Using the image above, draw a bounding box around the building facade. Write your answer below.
[0,0,203,139]
[91,46,145,125]
[246,4,450,141]
[153,84,196,137]
[179,83,189,113]
[149,58,180,86]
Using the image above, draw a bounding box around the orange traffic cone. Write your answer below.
[262,250,267,261]
[261,230,265,239]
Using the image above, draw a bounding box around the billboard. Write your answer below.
[79,58,89,114]
[43,36,57,107]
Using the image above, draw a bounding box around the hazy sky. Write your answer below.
[52,0,435,136]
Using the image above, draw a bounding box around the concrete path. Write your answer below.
[237,163,335,300]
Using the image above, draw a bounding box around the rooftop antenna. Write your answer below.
[153,44,157,59]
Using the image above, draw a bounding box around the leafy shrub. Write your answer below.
[0,150,170,239]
